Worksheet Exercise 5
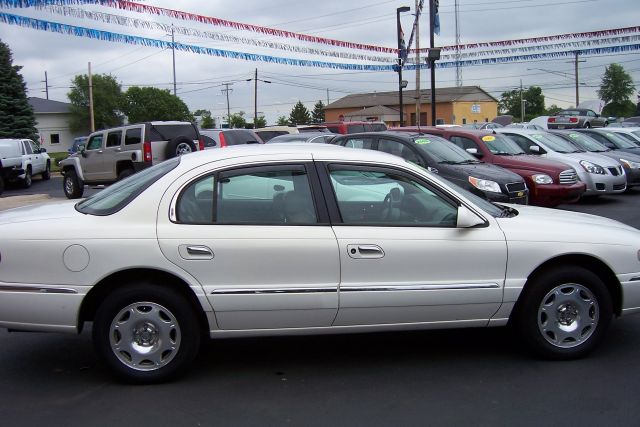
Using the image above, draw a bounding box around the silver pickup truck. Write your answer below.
[0,138,51,195]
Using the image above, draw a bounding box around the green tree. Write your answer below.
[68,74,124,132]
[289,101,311,125]
[123,86,193,123]
[546,104,562,115]
[311,100,325,123]
[276,115,289,126]
[498,86,545,121]
[194,110,215,128]
[0,39,37,139]
[598,64,636,117]
[254,116,267,128]
[601,100,635,118]
[229,111,247,129]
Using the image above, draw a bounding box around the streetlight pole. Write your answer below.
[396,6,410,127]
[246,68,271,129]
[429,0,436,126]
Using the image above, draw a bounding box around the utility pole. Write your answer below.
[415,0,421,127]
[574,51,581,106]
[454,0,462,87]
[520,79,524,123]
[246,69,271,128]
[429,0,436,126]
[221,83,233,127]
[326,88,330,106]
[171,25,177,96]
[88,62,95,132]
[42,71,50,100]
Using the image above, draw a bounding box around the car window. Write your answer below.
[602,132,638,149]
[482,134,525,155]
[76,157,181,216]
[587,111,596,117]
[328,167,458,227]
[202,135,217,148]
[106,131,122,148]
[503,134,534,153]
[614,133,638,143]
[325,125,341,134]
[177,175,216,223]
[562,132,608,151]
[378,139,422,165]
[347,124,365,133]
[529,133,581,153]
[125,128,142,145]
[214,166,317,225]
[449,136,477,151]
[150,124,198,141]
[28,140,39,153]
[343,137,374,149]
[222,130,261,146]
[87,134,103,150]
[22,140,33,154]
[412,136,476,164]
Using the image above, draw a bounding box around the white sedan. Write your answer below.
[1,144,640,383]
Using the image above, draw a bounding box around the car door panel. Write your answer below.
[323,163,506,326]
[156,159,340,331]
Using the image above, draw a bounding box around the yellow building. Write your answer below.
[324,86,499,126]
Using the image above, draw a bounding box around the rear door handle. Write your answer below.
[178,245,214,260]
[347,244,385,259]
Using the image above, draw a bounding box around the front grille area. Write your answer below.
[559,169,578,185]
[608,166,623,176]
[505,182,526,192]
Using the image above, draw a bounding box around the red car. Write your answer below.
[392,127,586,207]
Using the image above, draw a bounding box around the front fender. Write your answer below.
[59,157,85,181]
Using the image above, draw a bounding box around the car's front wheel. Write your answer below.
[63,169,84,199]
[514,266,612,359]
[42,162,51,180]
[22,167,32,188]
[93,283,201,384]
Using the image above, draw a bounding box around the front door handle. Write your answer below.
[347,244,385,259]
[178,244,214,260]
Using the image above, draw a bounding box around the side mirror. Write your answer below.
[456,205,486,228]
[529,145,541,154]
[38,147,47,153]
[78,144,87,157]
[466,148,482,158]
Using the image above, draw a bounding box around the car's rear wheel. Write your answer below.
[584,122,591,128]
[93,283,201,384]
[63,169,84,199]
[514,266,612,359]
[165,136,196,158]
[22,167,32,188]
[42,162,51,180]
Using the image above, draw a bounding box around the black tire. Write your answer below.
[92,283,201,384]
[584,122,591,128]
[165,136,196,159]
[63,169,84,199]
[514,266,612,360]
[22,167,32,188]
[0,175,4,196]
[118,168,134,181]
[42,161,51,180]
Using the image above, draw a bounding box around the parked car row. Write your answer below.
[0,138,51,195]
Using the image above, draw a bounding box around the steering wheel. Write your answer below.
[381,188,402,221]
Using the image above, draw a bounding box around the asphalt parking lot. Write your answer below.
[1,179,640,426]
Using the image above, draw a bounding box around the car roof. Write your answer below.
[176,143,407,169]
[495,128,544,136]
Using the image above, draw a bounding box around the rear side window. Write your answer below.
[106,131,122,148]
[342,137,374,149]
[149,124,198,141]
[326,125,341,134]
[125,128,142,145]
[202,135,217,148]
[347,124,365,133]
[256,130,288,141]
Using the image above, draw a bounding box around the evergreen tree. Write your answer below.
[289,101,311,125]
[311,100,325,123]
[598,64,636,117]
[0,39,37,139]
[276,115,289,126]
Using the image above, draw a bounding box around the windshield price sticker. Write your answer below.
[569,133,579,139]
[482,136,496,142]
[415,138,431,144]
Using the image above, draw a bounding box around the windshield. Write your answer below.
[562,132,609,152]
[557,110,582,116]
[602,131,640,148]
[633,131,640,139]
[76,157,180,215]
[440,179,506,218]
[530,133,582,153]
[482,134,525,155]
[412,135,480,164]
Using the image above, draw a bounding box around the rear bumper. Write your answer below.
[548,123,580,129]
[529,182,586,207]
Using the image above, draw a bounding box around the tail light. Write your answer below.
[548,117,556,123]
[570,117,578,123]
[219,132,227,148]
[198,136,204,151]
[143,140,152,163]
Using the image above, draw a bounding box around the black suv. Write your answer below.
[333,131,529,204]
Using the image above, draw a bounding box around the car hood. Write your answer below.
[557,151,622,168]
[490,154,572,175]
[444,162,522,183]
[0,200,79,226]
[496,204,639,244]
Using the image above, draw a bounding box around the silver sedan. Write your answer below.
[1,145,640,383]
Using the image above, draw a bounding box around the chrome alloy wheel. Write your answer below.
[109,302,181,371]
[64,176,74,194]
[537,283,599,348]
[175,142,193,156]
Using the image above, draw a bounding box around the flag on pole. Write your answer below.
[434,0,440,35]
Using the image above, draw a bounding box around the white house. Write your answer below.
[29,97,89,153]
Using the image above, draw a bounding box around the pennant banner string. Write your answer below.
[0,12,638,72]
[1,0,639,55]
